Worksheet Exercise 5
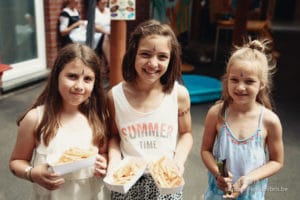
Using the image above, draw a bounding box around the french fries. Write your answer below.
[150,156,183,188]
[113,161,142,185]
[56,147,96,165]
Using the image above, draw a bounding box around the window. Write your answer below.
[0,0,47,91]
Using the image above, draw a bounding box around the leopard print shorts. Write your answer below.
[111,174,183,200]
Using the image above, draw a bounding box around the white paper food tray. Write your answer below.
[149,157,185,194]
[154,178,185,195]
[47,149,97,175]
[104,157,147,194]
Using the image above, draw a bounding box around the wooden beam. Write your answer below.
[233,0,251,46]
[109,21,126,88]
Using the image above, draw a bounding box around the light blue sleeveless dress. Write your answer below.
[204,106,268,200]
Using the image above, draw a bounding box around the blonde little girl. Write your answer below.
[201,39,284,199]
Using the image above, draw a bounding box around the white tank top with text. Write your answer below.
[112,82,179,162]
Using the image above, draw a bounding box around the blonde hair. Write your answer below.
[219,38,277,117]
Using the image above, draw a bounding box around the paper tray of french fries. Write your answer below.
[104,157,147,194]
[47,147,97,175]
[149,156,185,194]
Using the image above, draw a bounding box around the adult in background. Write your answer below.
[94,0,110,78]
[59,0,86,47]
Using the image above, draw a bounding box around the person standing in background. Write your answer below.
[95,0,111,79]
[59,0,86,47]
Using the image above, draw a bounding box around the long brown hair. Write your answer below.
[17,43,109,147]
[122,19,182,93]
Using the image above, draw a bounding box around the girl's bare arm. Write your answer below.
[200,104,221,177]
[173,85,193,173]
[107,90,122,174]
[9,108,38,179]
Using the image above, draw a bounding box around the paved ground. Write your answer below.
[0,80,299,200]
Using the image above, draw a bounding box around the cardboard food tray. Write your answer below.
[149,157,185,195]
[153,178,185,195]
[104,157,147,194]
[47,149,97,175]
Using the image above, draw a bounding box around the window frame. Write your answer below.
[1,0,47,91]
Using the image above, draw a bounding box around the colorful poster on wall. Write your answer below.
[110,0,136,20]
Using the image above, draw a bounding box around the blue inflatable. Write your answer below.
[182,74,222,104]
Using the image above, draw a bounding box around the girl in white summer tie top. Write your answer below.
[112,82,179,162]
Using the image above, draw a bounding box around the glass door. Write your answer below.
[0,0,46,91]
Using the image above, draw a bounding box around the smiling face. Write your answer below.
[227,61,264,106]
[134,35,171,85]
[58,58,95,108]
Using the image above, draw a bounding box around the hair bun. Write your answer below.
[247,39,273,54]
[248,40,265,52]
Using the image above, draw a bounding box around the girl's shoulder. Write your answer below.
[261,107,282,141]
[108,81,123,98]
[20,107,40,128]
[204,101,224,125]
[177,83,190,109]
[263,107,282,128]
[26,107,39,119]
[177,83,189,99]
[208,101,223,116]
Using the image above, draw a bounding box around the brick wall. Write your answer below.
[43,0,150,69]
[43,0,85,69]
[44,0,60,69]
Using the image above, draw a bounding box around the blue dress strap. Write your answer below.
[257,105,265,131]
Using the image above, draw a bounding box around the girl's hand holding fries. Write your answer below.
[150,156,184,188]
[94,154,108,177]
[173,159,185,176]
